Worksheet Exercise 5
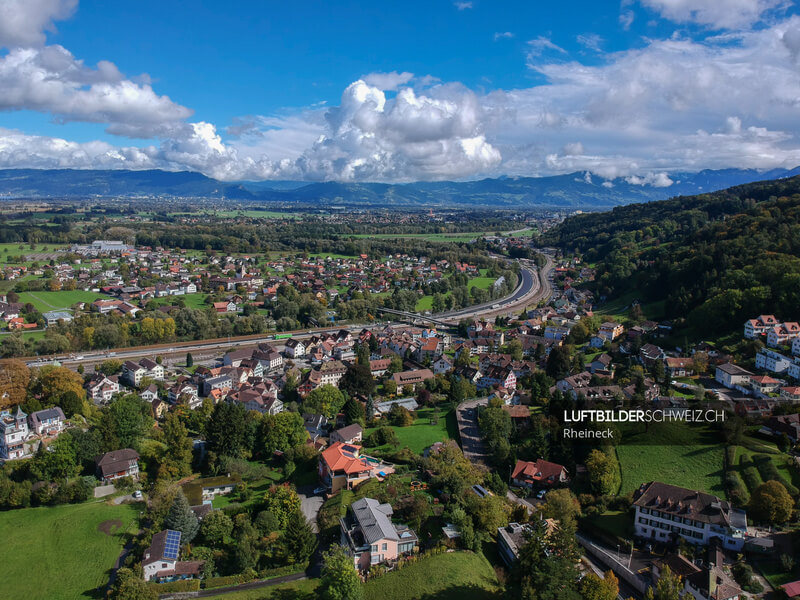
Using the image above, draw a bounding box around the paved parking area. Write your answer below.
[297,485,323,533]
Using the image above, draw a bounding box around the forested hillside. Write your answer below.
[545,176,800,336]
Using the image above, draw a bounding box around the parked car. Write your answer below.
[313,486,327,495]
[133,490,143,499]
[536,489,547,499]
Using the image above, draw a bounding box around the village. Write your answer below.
[1,236,799,600]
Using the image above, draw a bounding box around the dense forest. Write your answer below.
[545,175,800,336]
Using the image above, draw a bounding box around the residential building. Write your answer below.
[0,408,29,460]
[510,458,569,488]
[28,407,66,436]
[598,322,624,341]
[96,448,140,482]
[779,386,800,404]
[284,339,306,358]
[43,310,73,327]
[755,349,791,374]
[392,369,434,388]
[715,363,753,389]
[744,315,779,339]
[767,322,800,347]
[632,481,746,550]
[86,374,120,403]
[319,442,392,493]
[340,497,418,571]
[143,529,204,583]
[665,357,694,378]
[330,424,363,445]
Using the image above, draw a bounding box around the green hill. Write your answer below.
[545,175,800,338]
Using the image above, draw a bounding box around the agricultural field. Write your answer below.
[364,407,457,454]
[0,501,140,600]
[362,551,502,600]
[0,242,68,254]
[349,228,536,243]
[616,421,725,496]
[17,290,107,312]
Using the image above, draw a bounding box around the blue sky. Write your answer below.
[1,0,800,183]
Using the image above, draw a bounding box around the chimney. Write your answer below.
[708,563,717,599]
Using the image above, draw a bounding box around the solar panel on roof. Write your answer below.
[163,530,182,560]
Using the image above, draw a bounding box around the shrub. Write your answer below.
[739,455,761,492]
[753,455,799,496]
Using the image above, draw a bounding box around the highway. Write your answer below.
[22,251,554,369]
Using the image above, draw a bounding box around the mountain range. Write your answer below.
[2,166,800,209]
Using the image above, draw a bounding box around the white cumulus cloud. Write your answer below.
[0,0,77,47]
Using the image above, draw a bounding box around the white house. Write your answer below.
[632,481,746,551]
[0,408,29,460]
[28,407,66,436]
[285,338,306,358]
[755,349,792,374]
[715,363,753,389]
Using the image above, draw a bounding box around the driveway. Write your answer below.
[296,484,323,533]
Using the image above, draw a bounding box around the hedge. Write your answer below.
[147,579,201,593]
[739,455,761,493]
[752,455,800,496]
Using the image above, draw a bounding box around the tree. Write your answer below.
[506,338,524,361]
[161,412,193,478]
[284,509,318,565]
[304,385,346,419]
[164,489,200,543]
[546,346,572,380]
[388,403,414,427]
[749,480,793,524]
[59,390,83,418]
[339,361,375,397]
[319,544,363,600]
[206,401,251,458]
[32,435,79,481]
[579,571,619,600]
[99,359,123,375]
[645,565,681,600]
[585,449,620,496]
[0,359,30,407]
[342,397,365,425]
[30,365,86,407]
[109,567,158,600]
[100,395,149,451]
[508,517,581,600]
[383,379,397,396]
[186,352,194,367]
[542,489,581,527]
[262,484,302,530]
[200,509,233,547]
[258,411,308,455]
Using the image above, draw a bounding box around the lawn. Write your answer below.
[364,407,457,454]
[17,290,107,312]
[0,501,141,600]
[581,510,633,542]
[200,578,318,599]
[363,551,502,600]
[147,292,209,310]
[616,421,725,496]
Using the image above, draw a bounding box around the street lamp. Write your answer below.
[616,544,620,562]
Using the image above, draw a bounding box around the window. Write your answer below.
[371,545,378,553]
[640,508,649,515]
[382,543,387,551]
